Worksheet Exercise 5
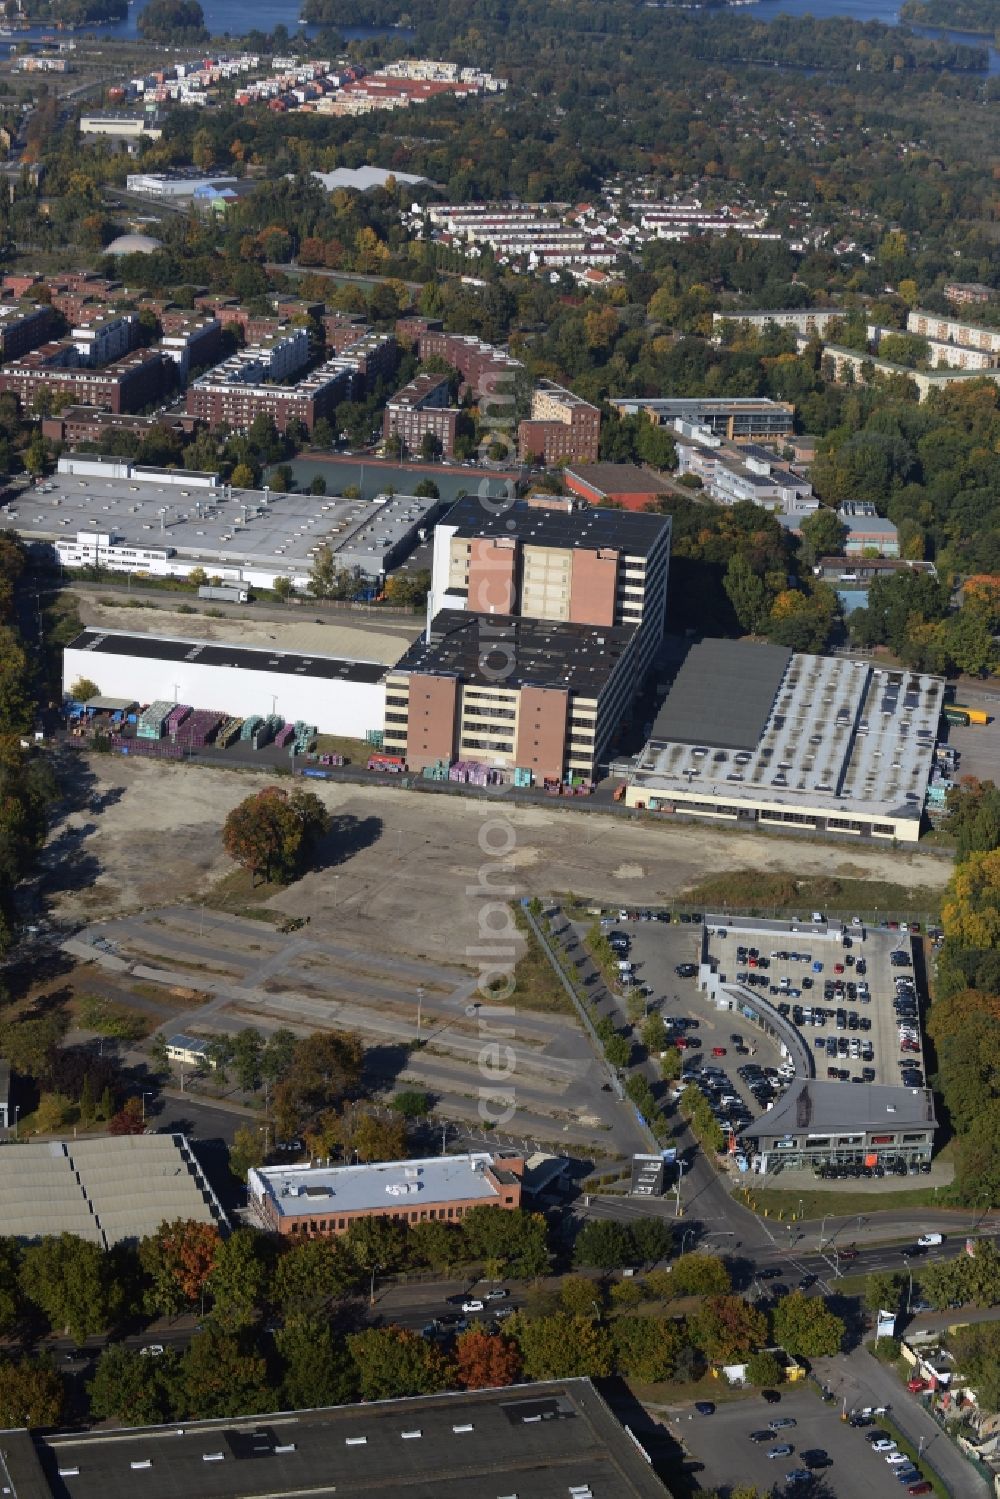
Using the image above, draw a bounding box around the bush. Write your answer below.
[872,1335,902,1362]
[746,1350,784,1386]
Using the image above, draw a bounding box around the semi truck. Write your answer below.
[198,584,249,604]
[943,705,989,727]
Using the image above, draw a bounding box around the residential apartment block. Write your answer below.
[822,344,1000,402]
[712,307,843,337]
[943,281,995,307]
[250,1153,523,1237]
[0,302,54,361]
[429,494,671,676]
[383,372,460,456]
[518,380,600,464]
[398,319,522,395]
[185,353,357,433]
[70,311,139,368]
[0,347,172,414]
[40,406,198,447]
[906,309,1000,356]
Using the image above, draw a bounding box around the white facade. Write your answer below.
[63,632,387,740]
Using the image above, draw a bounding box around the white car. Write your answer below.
[485,1288,509,1301]
[811,911,825,923]
[462,1299,485,1313]
[918,1233,943,1247]
[871,1439,896,1453]
[139,1344,165,1357]
[886,1454,910,1466]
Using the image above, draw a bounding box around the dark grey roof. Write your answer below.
[67,631,387,686]
[23,1381,669,1499]
[741,1079,936,1142]
[393,609,634,694]
[649,638,792,752]
[441,495,669,555]
[563,463,673,496]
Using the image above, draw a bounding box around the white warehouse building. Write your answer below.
[63,629,388,741]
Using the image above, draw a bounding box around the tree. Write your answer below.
[272,1235,359,1313]
[179,1329,270,1420]
[650,1253,732,1299]
[631,1218,673,1265]
[950,1324,1000,1414]
[511,1312,613,1380]
[690,1296,768,1361]
[261,1028,298,1085]
[88,1344,176,1426]
[460,1207,549,1277]
[573,1219,636,1270]
[222,785,329,885]
[864,1271,905,1315]
[273,576,295,602]
[612,1315,685,1382]
[137,0,208,42]
[454,1328,522,1389]
[107,1096,146,1135]
[276,1314,357,1408]
[771,1292,844,1357]
[560,1274,603,1318]
[391,1089,431,1118]
[20,1234,124,1342]
[347,1327,452,1400]
[230,462,256,490]
[273,1031,364,1140]
[724,553,769,633]
[327,1105,407,1163]
[942,848,1000,950]
[229,1124,266,1182]
[0,1239,21,1334]
[0,1358,64,1429]
[345,1215,409,1277]
[799,507,847,563]
[232,1028,263,1092]
[420,431,443,462]
[746,1349,784,1386]
[205,1228,272,1331]
[139,1220,221,1317]
[409,1219,462,1273]
[68,676,99,702]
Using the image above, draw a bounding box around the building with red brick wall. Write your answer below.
[517,380,600,465]
[0,347,172,415]
[0,303,54,362]
[563,462,674,512]
[248,1152,524,1238]
[383,371,460,456]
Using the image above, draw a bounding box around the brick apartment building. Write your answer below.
[323,312,372,352]
[518,379,600,464]
[249,1153,524,1237]
[383,371,460,456]
[41,405,199,446]
[185,355,357,433]
[0,347,173,414]
[0,303,54,362]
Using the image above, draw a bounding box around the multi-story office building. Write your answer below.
[429,494,671,676]
[610,395,795,444]
[518,379,600,464]
[383,372,460,456]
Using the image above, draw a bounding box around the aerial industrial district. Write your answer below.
[0,30,998,1499]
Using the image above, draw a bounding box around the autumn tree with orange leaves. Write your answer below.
[454,1328,522,1390]
[139,1219,221,1318]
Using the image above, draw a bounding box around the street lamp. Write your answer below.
[141,1091,153,1122]
[681,1227,695,1255]
[818,1213,831,1252]
[416,986,425,1033]
[674,1160,687,1219]
[12,1105,19,1140]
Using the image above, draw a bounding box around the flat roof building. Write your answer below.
[0,1379,669,1499]
[383,372,461,457]
[5,465,442,589]
[0,1133,226,1246]
[383,609,637,782]
[518,379,600,465]
[63,629,388,742]
[624,639,944,843]
[250,1152,523,1236]
[430,494,671,677]
[563,462,674,512]
[611,395,794,443]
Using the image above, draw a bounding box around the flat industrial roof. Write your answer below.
[250,1153,508,1218]
[742,1078,936,1141]
[67,630,388,686]
[439,495,670,555]
[2,477,438,576]
[610,396,791,416]
[650,639,792,751]
[634,644,944,825]
[564,463,674,496]
[19,1380,669,1499]
[391,609,635,694]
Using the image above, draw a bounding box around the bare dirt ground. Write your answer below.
[47,757,952,963]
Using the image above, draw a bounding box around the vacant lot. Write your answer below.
[47,758,953,965]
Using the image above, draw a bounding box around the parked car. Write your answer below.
[694,1402,715,1415]
[767,1445,794,1459]
[462,1299,485,1313]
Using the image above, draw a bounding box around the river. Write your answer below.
[10,0,996,72]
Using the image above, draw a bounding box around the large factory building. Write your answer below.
[63,629,387,741]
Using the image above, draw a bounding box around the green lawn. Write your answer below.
[746,1185,954,1220]
[681,870,943,923]
[511,906,575,1015]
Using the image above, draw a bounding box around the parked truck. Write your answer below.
[198,584,249,604]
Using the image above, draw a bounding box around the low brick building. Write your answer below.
[0,347,172,415]
[249,1152,524,1237]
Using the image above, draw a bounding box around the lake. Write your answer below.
[12,0,410,44]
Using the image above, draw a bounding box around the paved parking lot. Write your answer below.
[704,920,924,1091]
[669,1389,922,1499]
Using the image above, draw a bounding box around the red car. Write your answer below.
[907,1485,932,1496]
[834,963,845,974]
[907,1378,928,1393]
[712,1046,727,1057]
